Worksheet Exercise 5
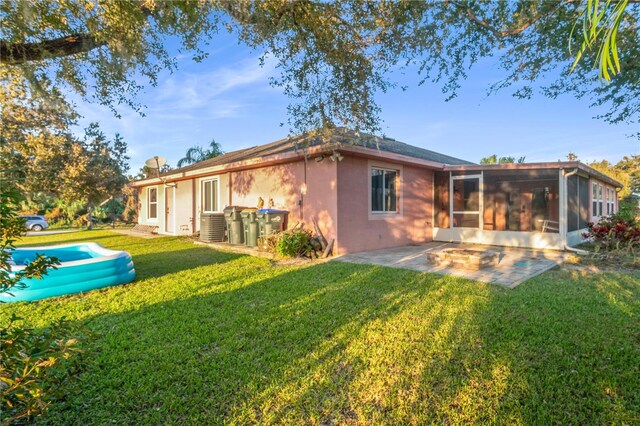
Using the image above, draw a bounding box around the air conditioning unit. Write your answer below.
[200,213,226,242]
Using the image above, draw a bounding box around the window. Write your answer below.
[592,182,605,218]
[598,185,603,216]
[202,179,219,213]
[606,188,616,215]
[452,177,480,228]
[147,187,158,220]
[371,167,398,213]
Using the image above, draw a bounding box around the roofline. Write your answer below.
[131,144,326,187]
[130,143,450,187]
[443,161,623,188]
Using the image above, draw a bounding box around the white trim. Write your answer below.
[146,186,158,222]
[201,177,221,213]
[559,169,566,237]
[591,180,606,222]
[173,185,177,234]
[368,160,403,220]
[450,173,483,229]
[434,227,564,250]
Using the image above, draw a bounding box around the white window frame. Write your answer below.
[201,178,220,213]
[370,166,400,214]
[592,182,605,219]
[147,186,158,221]
[367,161,403,220]
[606,187,616,215]
[450,173,483,229]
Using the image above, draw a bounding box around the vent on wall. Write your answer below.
[200,213,226,242]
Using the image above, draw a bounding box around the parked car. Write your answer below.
[20,215,49,232]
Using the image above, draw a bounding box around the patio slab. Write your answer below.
[336,242,571,288]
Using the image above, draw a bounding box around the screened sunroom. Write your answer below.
[432,163,622,250]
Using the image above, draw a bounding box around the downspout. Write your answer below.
[562,168,589,255]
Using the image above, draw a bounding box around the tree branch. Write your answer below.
[1,34,106,65]
[452,1,569,39]
[1,3,155,65]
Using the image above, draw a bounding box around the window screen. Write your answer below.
[452,177,480,228]
[202,179,218,213]
[148,187,158,219]
[371,168,398,213]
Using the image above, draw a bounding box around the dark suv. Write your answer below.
[20,215,49,232]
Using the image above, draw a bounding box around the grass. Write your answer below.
[1,230,640,424]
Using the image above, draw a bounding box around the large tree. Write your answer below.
[0,67,129,226]
[1,1,639,134]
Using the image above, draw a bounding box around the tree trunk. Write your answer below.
[88,205,93,230]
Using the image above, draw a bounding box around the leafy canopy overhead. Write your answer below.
[1,1,639,133]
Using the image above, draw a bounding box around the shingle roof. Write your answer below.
[161,128,472,177]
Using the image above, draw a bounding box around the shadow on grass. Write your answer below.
[130,246,246,280]
[9,232,638,423]
[30,261,640,424]
[17,233,118,247]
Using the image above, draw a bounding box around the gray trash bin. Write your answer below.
[241,208,259,247]
[224,206,247,244]
[257,209,289,237]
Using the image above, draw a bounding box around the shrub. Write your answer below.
[617,197,640,222]
[1,316,87,424]
[582,213,640,252]
[275,229,313,258]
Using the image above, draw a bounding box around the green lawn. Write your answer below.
[2,231,639,424]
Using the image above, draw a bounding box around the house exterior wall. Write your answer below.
[336,155,434,254]
[135,157,622,253]
[230,164,305,213]
[136,161,339,242]
[228,159,339,249]
[588,177,618,223]
[138,184,166,232]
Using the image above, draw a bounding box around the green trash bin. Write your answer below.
[257,209,289,237]
[241,208,259,247]
[224,206,246,244]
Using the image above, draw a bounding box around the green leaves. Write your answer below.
[275,229,314,258]
[0,187,86,425]
[0,315,87,425]
[571,0,629,81]
[2,1,639,135]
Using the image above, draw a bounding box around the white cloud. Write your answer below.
[151,55,276,113]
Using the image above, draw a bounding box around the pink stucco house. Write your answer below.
[131,128,622,255]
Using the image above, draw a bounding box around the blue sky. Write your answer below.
[72,33,639,173]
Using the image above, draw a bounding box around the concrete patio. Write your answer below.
[337,242,571,288]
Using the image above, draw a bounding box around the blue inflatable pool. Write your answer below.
[1,243,136,303]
